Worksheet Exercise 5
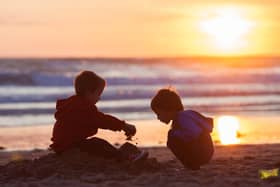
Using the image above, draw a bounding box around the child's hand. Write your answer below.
[123,123,136,137]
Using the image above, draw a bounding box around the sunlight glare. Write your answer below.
[217,116,240,145]
[199,7,254,51]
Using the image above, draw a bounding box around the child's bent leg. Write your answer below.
[167,136,188,165]
[118,142,148,161]
[198,132,214,165]
[167,136,200,170]
[78,137,119,159]
[118,142,139,156]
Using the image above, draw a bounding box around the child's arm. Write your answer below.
[93,110,126,131]
[91,106,136,136]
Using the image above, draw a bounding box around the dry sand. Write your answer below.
[1,144,280,187]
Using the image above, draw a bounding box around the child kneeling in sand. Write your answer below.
[151,88,214,170]
[50,70,148,161]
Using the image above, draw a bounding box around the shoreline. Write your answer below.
[2,115,280,151]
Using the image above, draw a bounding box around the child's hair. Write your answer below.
[151,88,184,112]
[74,70,106,96]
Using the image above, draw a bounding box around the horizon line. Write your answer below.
[0,54,280,60]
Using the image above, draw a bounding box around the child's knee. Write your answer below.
[166,137,174,149]
[119,142,139,153]
[167,135,181,150]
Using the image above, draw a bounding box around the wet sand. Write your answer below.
[1,115,280,150]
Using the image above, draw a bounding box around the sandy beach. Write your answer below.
[1,117,280,186]
[1,0,280,186]
[0,144,280,187]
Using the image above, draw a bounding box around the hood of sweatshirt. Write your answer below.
[175,110,214,133]
[54,95,92,120]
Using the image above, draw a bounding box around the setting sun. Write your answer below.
[199,7,254,51]
[217,116,240,145]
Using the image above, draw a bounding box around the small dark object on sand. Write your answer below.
[126,136,132,141]
[0,146,5,150]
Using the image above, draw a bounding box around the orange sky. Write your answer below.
[1,0,280,57]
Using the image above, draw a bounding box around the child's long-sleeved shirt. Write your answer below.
[169,110,213,143]
[50,95,125,153]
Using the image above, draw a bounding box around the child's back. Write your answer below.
[168,110,214,169]
[50,95,125,153]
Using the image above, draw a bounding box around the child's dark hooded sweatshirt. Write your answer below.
[50,95,125,153]
[167,110,214,169]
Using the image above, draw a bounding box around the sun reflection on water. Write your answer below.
[217,116,240,145]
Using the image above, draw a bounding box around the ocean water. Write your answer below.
[0,58,279,127]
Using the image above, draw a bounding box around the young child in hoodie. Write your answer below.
[50,70,148,161]
[151,88,214,170]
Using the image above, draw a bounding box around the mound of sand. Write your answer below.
[0,148,162,183]
[1,145,280,187]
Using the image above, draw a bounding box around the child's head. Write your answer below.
[74,70,105,104]
[151,88,183,124]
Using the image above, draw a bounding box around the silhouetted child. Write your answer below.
[151,88,214,170]
[50,70,148,161]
